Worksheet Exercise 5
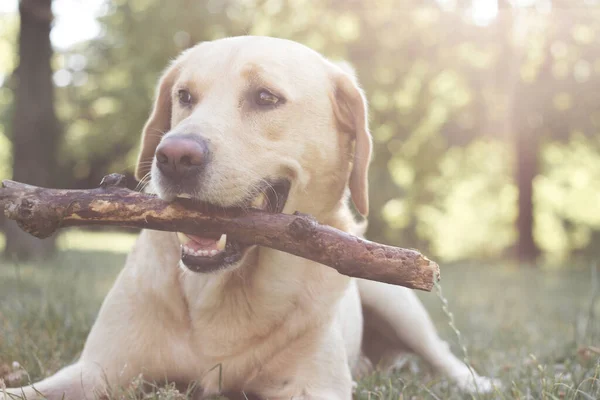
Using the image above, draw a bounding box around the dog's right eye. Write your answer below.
[254,89,283,107]
[177,89,193,106]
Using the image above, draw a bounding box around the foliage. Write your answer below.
[537,134,600,262]
[413,139,517,261]
[0,12,17,182]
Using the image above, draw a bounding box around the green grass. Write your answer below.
[1,231,599,399]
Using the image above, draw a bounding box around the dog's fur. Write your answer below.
[2,36,497,400]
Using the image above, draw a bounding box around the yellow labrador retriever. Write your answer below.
[3,36,497,400]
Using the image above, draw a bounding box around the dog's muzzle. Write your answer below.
[175,179,291,273]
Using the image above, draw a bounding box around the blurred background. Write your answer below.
[0,0,599,266]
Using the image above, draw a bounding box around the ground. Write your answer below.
[0,231,599,399]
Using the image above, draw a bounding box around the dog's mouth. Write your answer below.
[176,179,290,273]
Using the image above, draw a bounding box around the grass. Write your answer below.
[0,230,599,399]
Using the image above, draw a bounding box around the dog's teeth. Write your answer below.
[251,193,267,209]
[177,193,192,199]
[216,234,227,251]
[181,241,224,258]
[177,232,191,245]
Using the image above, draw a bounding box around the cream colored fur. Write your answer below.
[2,36,497,400]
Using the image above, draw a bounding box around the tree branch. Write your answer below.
[0,174,440,291]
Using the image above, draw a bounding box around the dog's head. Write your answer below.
[136,36,371,273]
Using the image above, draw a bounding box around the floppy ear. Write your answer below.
[330,62,372,216]
[135,64,180,181]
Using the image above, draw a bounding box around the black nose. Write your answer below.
[155,135,209,180]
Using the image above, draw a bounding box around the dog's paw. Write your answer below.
[453,372,502,393]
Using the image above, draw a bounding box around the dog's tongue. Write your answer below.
[177,232,227,253]
[188,234,216,246]
[185,234,218,251]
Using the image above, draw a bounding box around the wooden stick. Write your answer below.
[0,174,440,291]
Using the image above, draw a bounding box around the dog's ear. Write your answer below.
[330,61,372,216]
[135,63,180,181]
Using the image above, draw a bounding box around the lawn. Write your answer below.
[1,230,599,399]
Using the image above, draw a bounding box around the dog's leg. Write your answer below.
[357,279,500,393]
[1,233,195,400]
[1,362,104,400]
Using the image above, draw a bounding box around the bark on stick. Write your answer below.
[0,174,440,291]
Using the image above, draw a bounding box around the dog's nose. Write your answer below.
[155,135,208,179]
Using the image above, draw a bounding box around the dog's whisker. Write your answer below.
[135,172,152,192]
[148,127,168,136]
[136,160,155,166]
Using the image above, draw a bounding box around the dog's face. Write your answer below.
[136,36,371,273]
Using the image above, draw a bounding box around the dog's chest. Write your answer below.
[179,286,306,395]
[173,250,351,394]
[181,272,305,355]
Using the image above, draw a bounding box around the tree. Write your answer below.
[3,0,61,260]
[495,1,600,263]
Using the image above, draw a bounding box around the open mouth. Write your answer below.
[177,179,290,273]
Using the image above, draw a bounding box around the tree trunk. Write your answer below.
[3,0,60,261]
[497,3,541,264]
[514,132,540,264]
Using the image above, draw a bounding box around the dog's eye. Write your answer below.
[178,89,193,106]
[255,89,281,107]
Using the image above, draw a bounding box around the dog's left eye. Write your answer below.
[178,89,194,106]
[255,89,282,107]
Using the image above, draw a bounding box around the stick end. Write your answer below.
[415,255,441,292]
[430,260,441,283]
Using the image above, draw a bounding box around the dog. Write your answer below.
[2,36,497,399]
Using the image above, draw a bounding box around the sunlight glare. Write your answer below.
[51,0,106,49]
[0,0,106,50]
[0,0,17,14]
[472,0,498,27]
[435,0,457,11]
